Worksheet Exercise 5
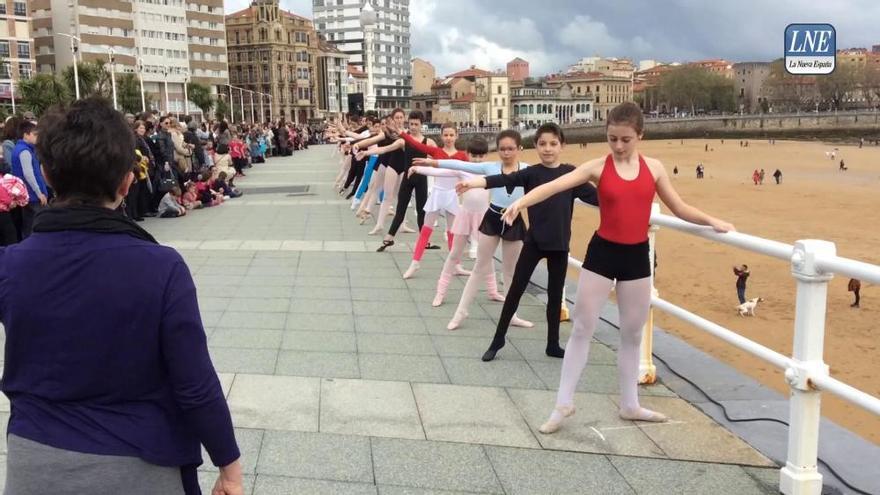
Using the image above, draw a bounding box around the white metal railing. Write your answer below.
[422,126,502,135]
[570,201,880,495]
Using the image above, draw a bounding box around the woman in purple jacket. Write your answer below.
[0,97,242,495]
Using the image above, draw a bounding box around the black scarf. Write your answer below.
[33,205,158,244]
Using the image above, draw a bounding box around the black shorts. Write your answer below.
[478,205,526,242]
[582,232,651,281]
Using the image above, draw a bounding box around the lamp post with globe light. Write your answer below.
[359,1,377,112]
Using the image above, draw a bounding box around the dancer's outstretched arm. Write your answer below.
[408,166,471,180]
[651,157,734,232]
[356,138,404,160]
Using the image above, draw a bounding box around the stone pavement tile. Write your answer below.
[359,354,449,383]
[209,329,283,349]
[291,286,352,300]
[486,446,635,495]
[209,347,279,374]
[371,438,503,494]
[200,240,244,250]
[506,389,665,458]
[228,297,291,313]
[200,428,264,474]
[194,274,245,287]
[415,300,492,320]
[353,300,421,317]
[240,240,283,251]
[378,487,478,495]
[350,276,409,289]
[218,311,287,330]
[275,350,360,379]
[252,476,378,495]
[256,430,373,483]
[413,383,539,448]
[247,265,299,277]
[742,467,784,493]
[202,256,255,267]
[609,456,778,495]
[320,379,424,440]
[430,335,524,360]
[286,313,355,332]
[194,264,250,276]
[280,240,323,251]
[350,287,413,302]
[324,241,369,252]
[299,252,350,266]
[249,256,300,268]
[218,372,235,397]
[289,298,353,315]
[618,396,775,466]
[194,249,256,258]
[510,337,616,364]
[292,275,350,288]
[165,240,203,250]
[422,316,498,337]
[235,286,295,298]
[355,316,428,335]
[530,362,619,394]
[197,296,231,312]
[198,472,255,495]
[296,264,350,277]
[239,275,296,287]
[282,331,357,352]
[442,357,545,389]
[356,334,436,356]
[226,374,319,431]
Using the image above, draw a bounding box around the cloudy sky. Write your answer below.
[224,0,879,76]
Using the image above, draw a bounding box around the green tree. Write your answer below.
[117,73,145,115]
[187,82,214,119]
[659,67,710,115]
[60,60,114,99]
[817,64,858,110]
[18,74,70,116]
[215,98,230,121]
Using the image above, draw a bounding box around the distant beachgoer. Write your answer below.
[673,165,678,176]
[752,169,760,185]
[759,168,765,184]
[734,265,750,304]
[839,160,847,171]
[705,144,708,152]
[773,169,782,184]
[848,278,861,308]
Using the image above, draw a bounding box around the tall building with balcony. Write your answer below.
[30,0,228,117]
[0,0,35,109]
[226,0,320,123]
[312,0,411,110]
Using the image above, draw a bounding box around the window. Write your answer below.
[18,62,30,79]
[497,109,502,119]
[0,4,6,14]
[0,41,9,58]
[13,1,26,16]
[497,85,502,94]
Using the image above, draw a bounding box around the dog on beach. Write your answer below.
[736,297,764,316]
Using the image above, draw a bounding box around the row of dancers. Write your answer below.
[329,102,734,432]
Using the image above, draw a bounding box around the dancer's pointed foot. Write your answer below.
[432,292,444,307]
[481,340,505,362]
[487,292,506,302]
[453,264,471,276]
[368,225,383,235]
[538,404,576,434]
[400,223,417,233]
[447,310,468,330]
[619,407,668,423]
[402,261,420,279]
[510,315,534,328]
[377,240,395,252]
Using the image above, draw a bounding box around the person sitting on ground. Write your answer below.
[0,97,242,494]
[196,174,223,207]
[158,185,187,218]
[180,181,202,210]
[212,171,242,199]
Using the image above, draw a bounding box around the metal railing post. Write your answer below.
[639,202,660,384]
[780,239,835,495]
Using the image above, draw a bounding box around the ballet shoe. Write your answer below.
[432,292,444,307]
[481,342,504,362]
[619,407,668,423]
[358,212,373,225]
[447,310,468,330]
[538,405,577,434]
[487,292,506,303]
[368,226,384,235]
[510,315,534,328]
[402,261,420,279]
[545,345,565,358]
[560,304,571,322]
[453,264,471,276]
[400,223,417,233]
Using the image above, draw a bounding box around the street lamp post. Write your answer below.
[5,62,15,114]
[227,84,235,123]
[239,87,245,123]
[136,57,146,112]
[57,33,82,100]
[162,66,170,114]
[259,91,265,124]
[359,0,377,112]
[249,90,255,124]
[108,48,118,110]
[183,70,189,117]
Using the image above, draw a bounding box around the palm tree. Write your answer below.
[18,74,70,116]
[215,98,230,121]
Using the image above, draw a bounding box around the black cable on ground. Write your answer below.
[511,266,871,495]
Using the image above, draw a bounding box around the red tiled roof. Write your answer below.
[347,64,366,78]
[445,66,491,78]
[451,93,475,103]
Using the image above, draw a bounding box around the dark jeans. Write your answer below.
[20,203,43,240]
[737,286,746,304]
[0,211,18,245]
[489,242,568,351]
[387,173,428,237]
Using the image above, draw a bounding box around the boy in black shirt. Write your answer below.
[458,123,598,361]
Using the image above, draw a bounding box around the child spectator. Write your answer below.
[179,181,202,210]
[158,186,186,218]
[229,132,248,177]
[213,171,242,199]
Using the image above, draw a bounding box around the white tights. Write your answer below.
[553,269,658,419]
[374,169,403,230]
[453,235,521,318]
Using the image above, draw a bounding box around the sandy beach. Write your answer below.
[505,138,880,444]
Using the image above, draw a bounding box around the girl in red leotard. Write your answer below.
[500,102,734,432]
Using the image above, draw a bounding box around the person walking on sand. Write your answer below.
[734,264,750,304]
[773,168,782,184]
[848,278,861,308]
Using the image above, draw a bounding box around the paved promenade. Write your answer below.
[8,146,783,494]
